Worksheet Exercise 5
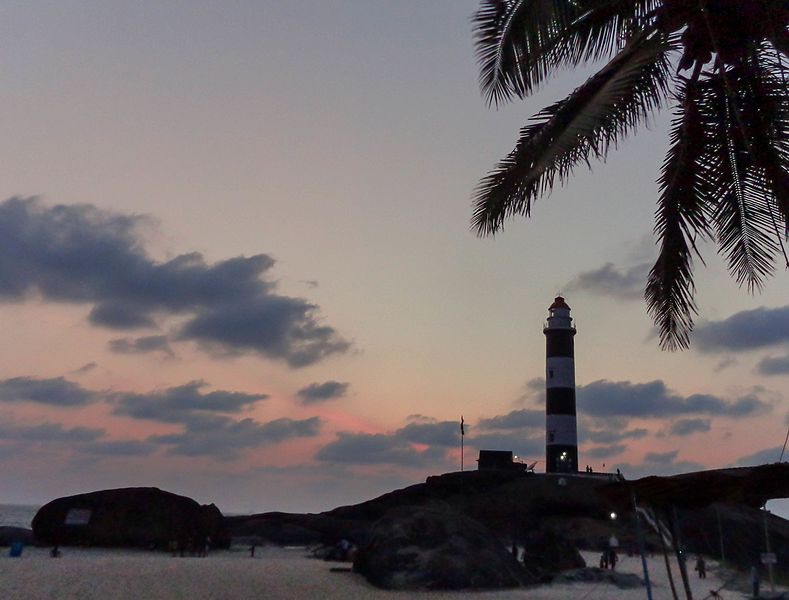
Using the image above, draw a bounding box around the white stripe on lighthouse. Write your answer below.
[546,415,578,445]
[546,357,575,389]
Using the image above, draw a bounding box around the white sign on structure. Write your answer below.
[760,553,777,565]
[64,508,92,526]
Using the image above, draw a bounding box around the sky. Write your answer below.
[0,1,786,518]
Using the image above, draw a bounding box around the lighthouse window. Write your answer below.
[548,369,554,379]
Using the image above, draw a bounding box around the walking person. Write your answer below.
[695,555,706,578]
[751,565,760,599]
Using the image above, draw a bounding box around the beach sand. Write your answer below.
[1,547,779,600]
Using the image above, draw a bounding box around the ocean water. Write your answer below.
[0,504,39,528]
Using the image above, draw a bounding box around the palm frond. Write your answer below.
[474,0,579,106]
[473,0,659,105]
[472,30,676,236]
[742,47,789,235]
[699,62,784,289]
[565,0,661,64]
[646,74,711,351]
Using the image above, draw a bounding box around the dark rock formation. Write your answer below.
[227,470,620,548]
[601,464,789,510]
[353,505,537,590]
[0,526,34,546]
[672,502,789,569]
[521,526,586,576]
[32,487,228,549]
[226,467,789,574]
[224,512,367,546]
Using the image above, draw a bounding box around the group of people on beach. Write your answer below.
[599,534,619,570]
[599,548,618,569]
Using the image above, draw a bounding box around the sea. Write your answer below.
[0,504,39,529]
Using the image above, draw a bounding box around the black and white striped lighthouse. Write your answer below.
[544,296,578,473]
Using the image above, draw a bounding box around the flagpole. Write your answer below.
[460,416,465,472]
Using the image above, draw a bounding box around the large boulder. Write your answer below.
[521,526,586,576]
[0,526,34,546]
[353,505,537,590]
[32,487,228,549]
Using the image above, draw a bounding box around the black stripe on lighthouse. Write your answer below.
[544,296,578,474]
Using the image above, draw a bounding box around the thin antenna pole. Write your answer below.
[779,426,789,462]
[631,491,654,600]
[460,416,465,472]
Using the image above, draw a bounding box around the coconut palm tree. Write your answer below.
[471,0,788,350]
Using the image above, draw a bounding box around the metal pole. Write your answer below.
[763,506,775,592]
[631,493,654,600]
[460,416,464,472]
[659,516,680,600]
[715,506,725,564]
[671,505,694,600]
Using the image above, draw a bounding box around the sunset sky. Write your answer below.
[0,1,787,518]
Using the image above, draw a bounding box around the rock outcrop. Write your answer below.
[521,526,586,575]
[0,526,34,546]
[353,505,537,590]
[32,487,228,549]
[226,467,789,574]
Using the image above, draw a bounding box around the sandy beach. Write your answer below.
[2,546,778,600]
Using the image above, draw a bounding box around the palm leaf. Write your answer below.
[742,47,789,234]
[699,63,783,289]
[473,30,675,236]
[474,0,660,105]
[646,74,711,351]
[474,0,580,106]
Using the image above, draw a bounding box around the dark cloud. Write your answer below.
[0,197,349,367]
[566,261,650,300]
[315,432,445,466]
[113,380,271,460]
[395,420,462,447]
[405,414,437,424]
[516,378,546,406]
[581,427,648,444]
[695,305,789,352]
[578,379,770,418]
[714,357,738,372]
[150,416,321,460]
[0,422,104,442]
[644,450,678,464]
[477,409,543,431]
[468,432,543,457]
[757,355,789,376]
[109,335,174,356]
[71,362,98,375]
[80,440,158,456]
[668,418,710,436]
[0,376,97,407]
[112,380,267,424]
[177,297,351,367]
[296,381,349,405]
[732,446,784,466]
[585,444,626,459]
[89,303,156,329]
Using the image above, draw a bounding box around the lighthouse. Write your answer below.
[544,296,578,473]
